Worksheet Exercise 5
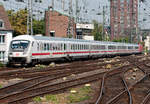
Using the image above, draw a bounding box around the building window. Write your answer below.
[0,35,5,43]
[50,31,55,37]
[0,20,4,28]
[0,51,5,60]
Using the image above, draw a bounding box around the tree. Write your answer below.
[33,19,45,35]
[92,20,103,41]
[7,9,45,36]
[112,37,129,43]
[7,9,27,36]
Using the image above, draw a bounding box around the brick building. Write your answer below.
[0,4,13,63]
[45,10,76,38]
[110,0,138,41]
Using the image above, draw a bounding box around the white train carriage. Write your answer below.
[8,35,142,65]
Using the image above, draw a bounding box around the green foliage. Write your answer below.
[45,94,58,103]
[33,96,42,102]
[112,37,129,43]
[7,9,45,36]
[67,86,92,103]
[92,20,103,41]
[7,9,27,36]
[0,62,4,67]
[0,85,2,88]
[35,64,46,69]
[33,19,45,35]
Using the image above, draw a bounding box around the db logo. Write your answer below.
[16,53,19,56]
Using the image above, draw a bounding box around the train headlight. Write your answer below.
[9,52,12,55]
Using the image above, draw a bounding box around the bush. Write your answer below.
[33,96,42,102]
[67,86,92,103]
[45,94,58,103]
[0,62,4,67]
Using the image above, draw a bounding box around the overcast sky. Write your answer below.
[1,0,110,24]
[0,0,150,29]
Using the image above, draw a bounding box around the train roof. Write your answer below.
[13,35,138,46]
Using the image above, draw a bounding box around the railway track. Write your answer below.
[0,58,122,79]
[0,64,131,104]
[0,54,149,104]
[104,74,148,104]
[96,60,150,104]
[131,74,150,104]
[0,69,106,103]
[95,66,132,104]
[95,54,150,104]
[0,62,109,97]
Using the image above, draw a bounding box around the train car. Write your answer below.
[8,35,143,65]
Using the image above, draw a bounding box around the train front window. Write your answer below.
[11,40,30,51]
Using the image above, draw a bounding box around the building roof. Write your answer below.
[14,35,138,46]
[0,4,13,31]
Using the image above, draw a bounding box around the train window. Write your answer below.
[100,45,105,49]
[108,46,116,49]
[71,44,73,50]
[87,45,89,50]
[44,43,47,51]
[56,44,58,50]
[118,46,126,49]
[73,44,75,50]
[83,45,84,50]
[37,43,39,51]
[47,43,49,50]
[122,46,126,49]
[128,46,133,49]
[61,44,63,50]
[75,44,77,50]
[49,43,52,50]
[72,44,75,50]
[32,42,34,46]
[52,44,55,50]
[118,46,122,49]
[64,44,66,50]
[92,45,94,50]
[135,46,138,49]
[40,43,42,50]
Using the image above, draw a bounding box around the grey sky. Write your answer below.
[1,0,110,24]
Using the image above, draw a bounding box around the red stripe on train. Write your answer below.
[32,50,139,56]
[32,53,50,56]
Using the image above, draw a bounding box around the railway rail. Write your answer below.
[0,66,128,104]
[0,54,150,104]
[0,58,122,79]
[95,54,150,104]
[95,67,132,104]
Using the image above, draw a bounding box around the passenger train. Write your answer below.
[8,35,143,65]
